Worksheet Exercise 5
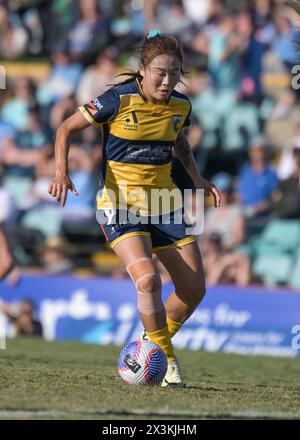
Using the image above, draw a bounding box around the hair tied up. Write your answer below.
[146,29,165,40]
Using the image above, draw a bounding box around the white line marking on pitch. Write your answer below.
[0,408,299,419]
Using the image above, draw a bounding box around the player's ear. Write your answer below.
[139,65,145,78]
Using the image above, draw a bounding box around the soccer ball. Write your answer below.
[118,340,168,386]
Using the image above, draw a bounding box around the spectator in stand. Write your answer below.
[203,172,246,252]
[76,46,118,105]
[236,136,278,220]
[201,172,251,287]
[22,7,44,57]
[205,243,251,287]
[252,0,276,45]
[49,95,78,133]
[1,77,36,131]
[37,45,82,107]
[0,120,15,150]
[155,0,194,44]
[270,88,298,121]
[68,0,111,63]
[0,5,28,59]
[236,11,268,96]
[208,10,241,91]
[185,29,209,71]
[24,152,57,209]
[49,95,100,152]
[277,136,300,180]
[272,4,300,72]
[46,0,78,54]
[1,106,51,178]
[0,299,43,337]
[187,0,228,71]
[203,0,227,36]
[270,140,300,219]
[171,115,205,192]
[37,236,75,275]
[62,145,96,222]
[182,0,211,26]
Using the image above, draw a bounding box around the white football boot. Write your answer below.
[161,358,186,388]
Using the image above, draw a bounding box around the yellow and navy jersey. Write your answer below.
[79,78,191,215]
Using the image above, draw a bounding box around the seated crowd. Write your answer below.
[1,0,300,289]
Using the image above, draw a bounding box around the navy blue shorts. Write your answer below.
[98,209,196,253]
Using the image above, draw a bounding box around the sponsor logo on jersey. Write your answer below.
[123,112,138,131]
[92,98,104,111]
[125,144,172,162]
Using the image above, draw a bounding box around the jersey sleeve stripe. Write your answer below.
[79,105,103,127]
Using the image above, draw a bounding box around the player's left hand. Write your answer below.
[195,178,222,208]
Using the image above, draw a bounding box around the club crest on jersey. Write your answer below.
[172,115,183,133]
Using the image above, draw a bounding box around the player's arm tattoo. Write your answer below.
[173,132,207,186]
[173,132,222,207]
[173,132,200,183]
[173,132,193,169]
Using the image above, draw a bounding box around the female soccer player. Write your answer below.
[48,30,221,388]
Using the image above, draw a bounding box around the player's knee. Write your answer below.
[136,273,163,315]
[177,282,206,305]
[137,272,162,295]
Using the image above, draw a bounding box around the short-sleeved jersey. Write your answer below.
[79,78,191,215]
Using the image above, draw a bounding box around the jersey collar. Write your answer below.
[135,78,147,102]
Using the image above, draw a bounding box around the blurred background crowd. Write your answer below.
[1,0,300,290]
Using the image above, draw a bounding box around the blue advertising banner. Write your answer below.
[0,275,300,357]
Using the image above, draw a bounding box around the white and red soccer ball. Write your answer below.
[118,340,167,386]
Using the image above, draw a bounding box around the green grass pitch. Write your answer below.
[0,337,299,420]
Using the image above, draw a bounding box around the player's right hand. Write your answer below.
[48,174,79,207]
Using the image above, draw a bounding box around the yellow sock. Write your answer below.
[147,326,175,362]
[167,316,182,338]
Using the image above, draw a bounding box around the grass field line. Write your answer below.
[0,408,299,420]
